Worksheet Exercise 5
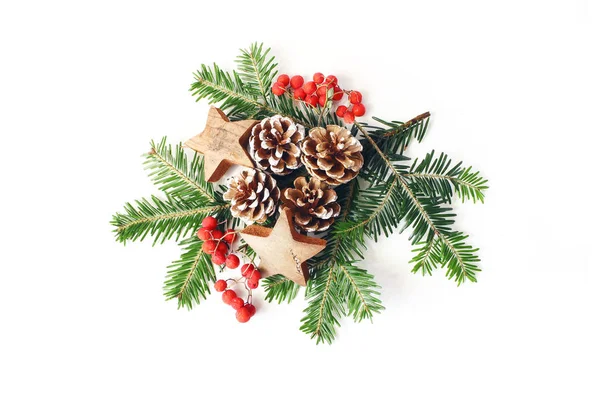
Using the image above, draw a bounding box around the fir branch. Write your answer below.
[439,231,480,283]
[410,236,441,276]
[301,261,384,343]
[357,123,447,240]
[361,112,431,174]
[334,179,404,241]
[302,180,383,343]
[163,236,216,309]
[111,196,228,245]
[262,275,300,304]
[402,151,488,203]
[190,63,262,120]
[356,122,481,284]
[337,262,384,322]
[145,138,215,202]
[191,62,307,125]
[236,43,278,102]
[300,265,343,345]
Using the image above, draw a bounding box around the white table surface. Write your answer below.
[1,1,598,399]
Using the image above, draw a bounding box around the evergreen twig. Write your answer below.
[164,236,216,309]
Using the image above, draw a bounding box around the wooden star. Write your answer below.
[239,208,327,286]
[185,107,258,182]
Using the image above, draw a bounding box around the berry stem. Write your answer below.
[213,230,237,251]
[317,91,332,126]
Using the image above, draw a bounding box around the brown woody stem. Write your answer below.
[383,111,430,137]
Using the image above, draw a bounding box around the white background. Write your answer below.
[1,1,598,399]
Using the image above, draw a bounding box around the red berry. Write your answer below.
[332,86,343,101]
[202,216,218,230]
[290,75,304,89]
[225,254,240,269]
[305,95,318,107]
[214,279,227,292]
[202,240,217,254]
[241,263,255,278]
[349,91,362,104]
[343,111,356,123]
[196,227,212,241]
[318,95,326,107]
[230,297,244,310]
[216,242,228,254]
[236,307,252,323]
[336,105,348,117]
[293,88,306,100]
[247,279,259,289]
[313,72,325,84]
[271,83,285,96]
[302,81,317,95]
[325,75,338,85]
[222,289,236,305]
[316,86,327,96]
[248,269,261,281]
[352,103,366,117]
[211,230,224,240]
[223,229,236,244]
[212,251,226,265]
[244,303,256,317]
[277,74,290,86]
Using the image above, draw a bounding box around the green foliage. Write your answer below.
[262,275,300,304]
[351,122,487,286]
[300,265,344,345]
[111,138,230,245]
[164,236,217,309]
[361,113,430,178]
[336,262,384,322]
[410,231,481,283]
[335,179,405,241]
[236,43,278,101]
[190,63,260,121]
[404,151,488,203]
[301,179,384,344]
[111,138,231,308]
[111,195,227,245]
[145,138,215,202]
[301,261,384,344]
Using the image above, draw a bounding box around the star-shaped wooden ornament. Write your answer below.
[239,208,327,286]
[185,107,258,182]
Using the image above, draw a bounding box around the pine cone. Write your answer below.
[300,125,363,185]
[249,115,305,176]
[281,176,341,232]
[223,169,280,224]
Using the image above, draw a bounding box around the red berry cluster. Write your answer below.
[271,72,366,124]
[196,216,237,265]
[197,215,260,323]
[335,90,365,123]
[213,262,261,323]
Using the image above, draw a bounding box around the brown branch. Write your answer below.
[383,111,430,137]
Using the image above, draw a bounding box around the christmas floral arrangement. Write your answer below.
[111,43,488,344]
